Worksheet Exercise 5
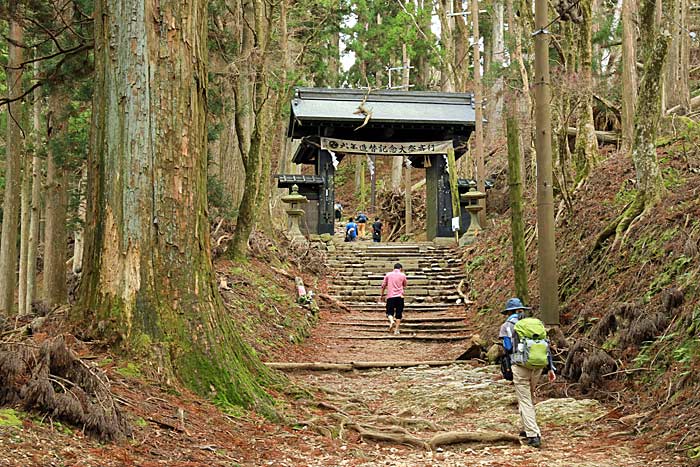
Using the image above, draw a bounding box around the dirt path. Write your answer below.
[268,304,685,466]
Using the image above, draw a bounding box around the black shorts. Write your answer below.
[386,297,404,320]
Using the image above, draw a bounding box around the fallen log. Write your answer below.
[567,127,620,144]
[666,95,700,116]
[428,431,521,450]
[264,360,471,371]
[265,362,354,371]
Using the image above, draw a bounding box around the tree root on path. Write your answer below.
[428,431,520,449]
[296,405,520,451]
[347,422,430,449]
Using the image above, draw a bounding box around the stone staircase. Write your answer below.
[328,242,465,307]
[326,241,471,343]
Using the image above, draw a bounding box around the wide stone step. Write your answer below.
[331,288,460,298]
[340,298,462,307]
[332,323,470,332]
[343,327,470,335]
[328,268,464,276]
[329,283,460,292]
[327,255,464,266]
[335,334,471,342]
[338,315,466,323]
[328,278,464,287]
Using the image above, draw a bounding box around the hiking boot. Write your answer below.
[526,436,541,448]
[394,328,400,335]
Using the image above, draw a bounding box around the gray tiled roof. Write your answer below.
[290,87,475,127]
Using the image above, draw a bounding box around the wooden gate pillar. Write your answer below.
[315,148,335,235]
[426,154,455,240]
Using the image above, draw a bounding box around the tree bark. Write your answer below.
[664,0,690,113]
[44,92,69,308]
[19,118,32,316]
[80,0,276,412]
[487,0,506,145]
[230,0,273,261]
[72,164,88,274]
[621,0,637,153]
[631,0,674,209]
[391,151,403,190]
[506,105,528,303]
[573,0,599,181]
[471,0,486,224]
[26,68,43,314]
[437,0,456,91]
[0,13,24,314]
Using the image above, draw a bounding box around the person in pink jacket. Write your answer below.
[379,263,407,335]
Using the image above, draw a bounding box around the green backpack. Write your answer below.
[512,317,549,369]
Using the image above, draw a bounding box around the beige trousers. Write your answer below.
[512,364,542,437]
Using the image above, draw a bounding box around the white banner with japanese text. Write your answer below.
[321,137,453,155]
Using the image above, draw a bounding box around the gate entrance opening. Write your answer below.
[284,87,476,240]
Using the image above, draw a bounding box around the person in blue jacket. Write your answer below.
[345,217,358,242]
[498,297,556,449]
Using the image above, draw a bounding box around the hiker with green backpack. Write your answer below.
[498,298,556,449]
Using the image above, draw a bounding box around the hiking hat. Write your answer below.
[502,297,531,314]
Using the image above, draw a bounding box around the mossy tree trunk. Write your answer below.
[608,0,674,244]
[44,91,69,308]
[230,0,274,261]
[631,0,673,207]
[506,106,528,303]
[79,0,275,412]
[0,11,24,314]
[573,0,598,181]
[621,0,638,153]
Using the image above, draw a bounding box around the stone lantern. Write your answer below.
[459,182,486,246]
[280,184,308,241]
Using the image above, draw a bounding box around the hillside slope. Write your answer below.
[464,132,700,462]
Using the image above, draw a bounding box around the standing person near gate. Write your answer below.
[379,263,407,335]
[356,211,368,238]
[498,298,556,448]
[371,217,383,243]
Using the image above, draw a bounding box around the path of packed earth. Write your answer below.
[266,233,685,467]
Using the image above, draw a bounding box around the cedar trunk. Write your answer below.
[80,0,275,411]
[621,0,637,152]
[44,92,69,308]
[632,0,673,207]
[0,14,24,314]
[26,76,43,313]
[573,0,598,181]
[506,110,528,303]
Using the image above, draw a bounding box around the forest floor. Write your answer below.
[0,275,689,467]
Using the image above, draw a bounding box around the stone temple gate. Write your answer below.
[282,87,476,240]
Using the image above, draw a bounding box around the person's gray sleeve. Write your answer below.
[498,322,513,338]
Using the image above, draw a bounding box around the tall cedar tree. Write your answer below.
[79,0,276,412]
